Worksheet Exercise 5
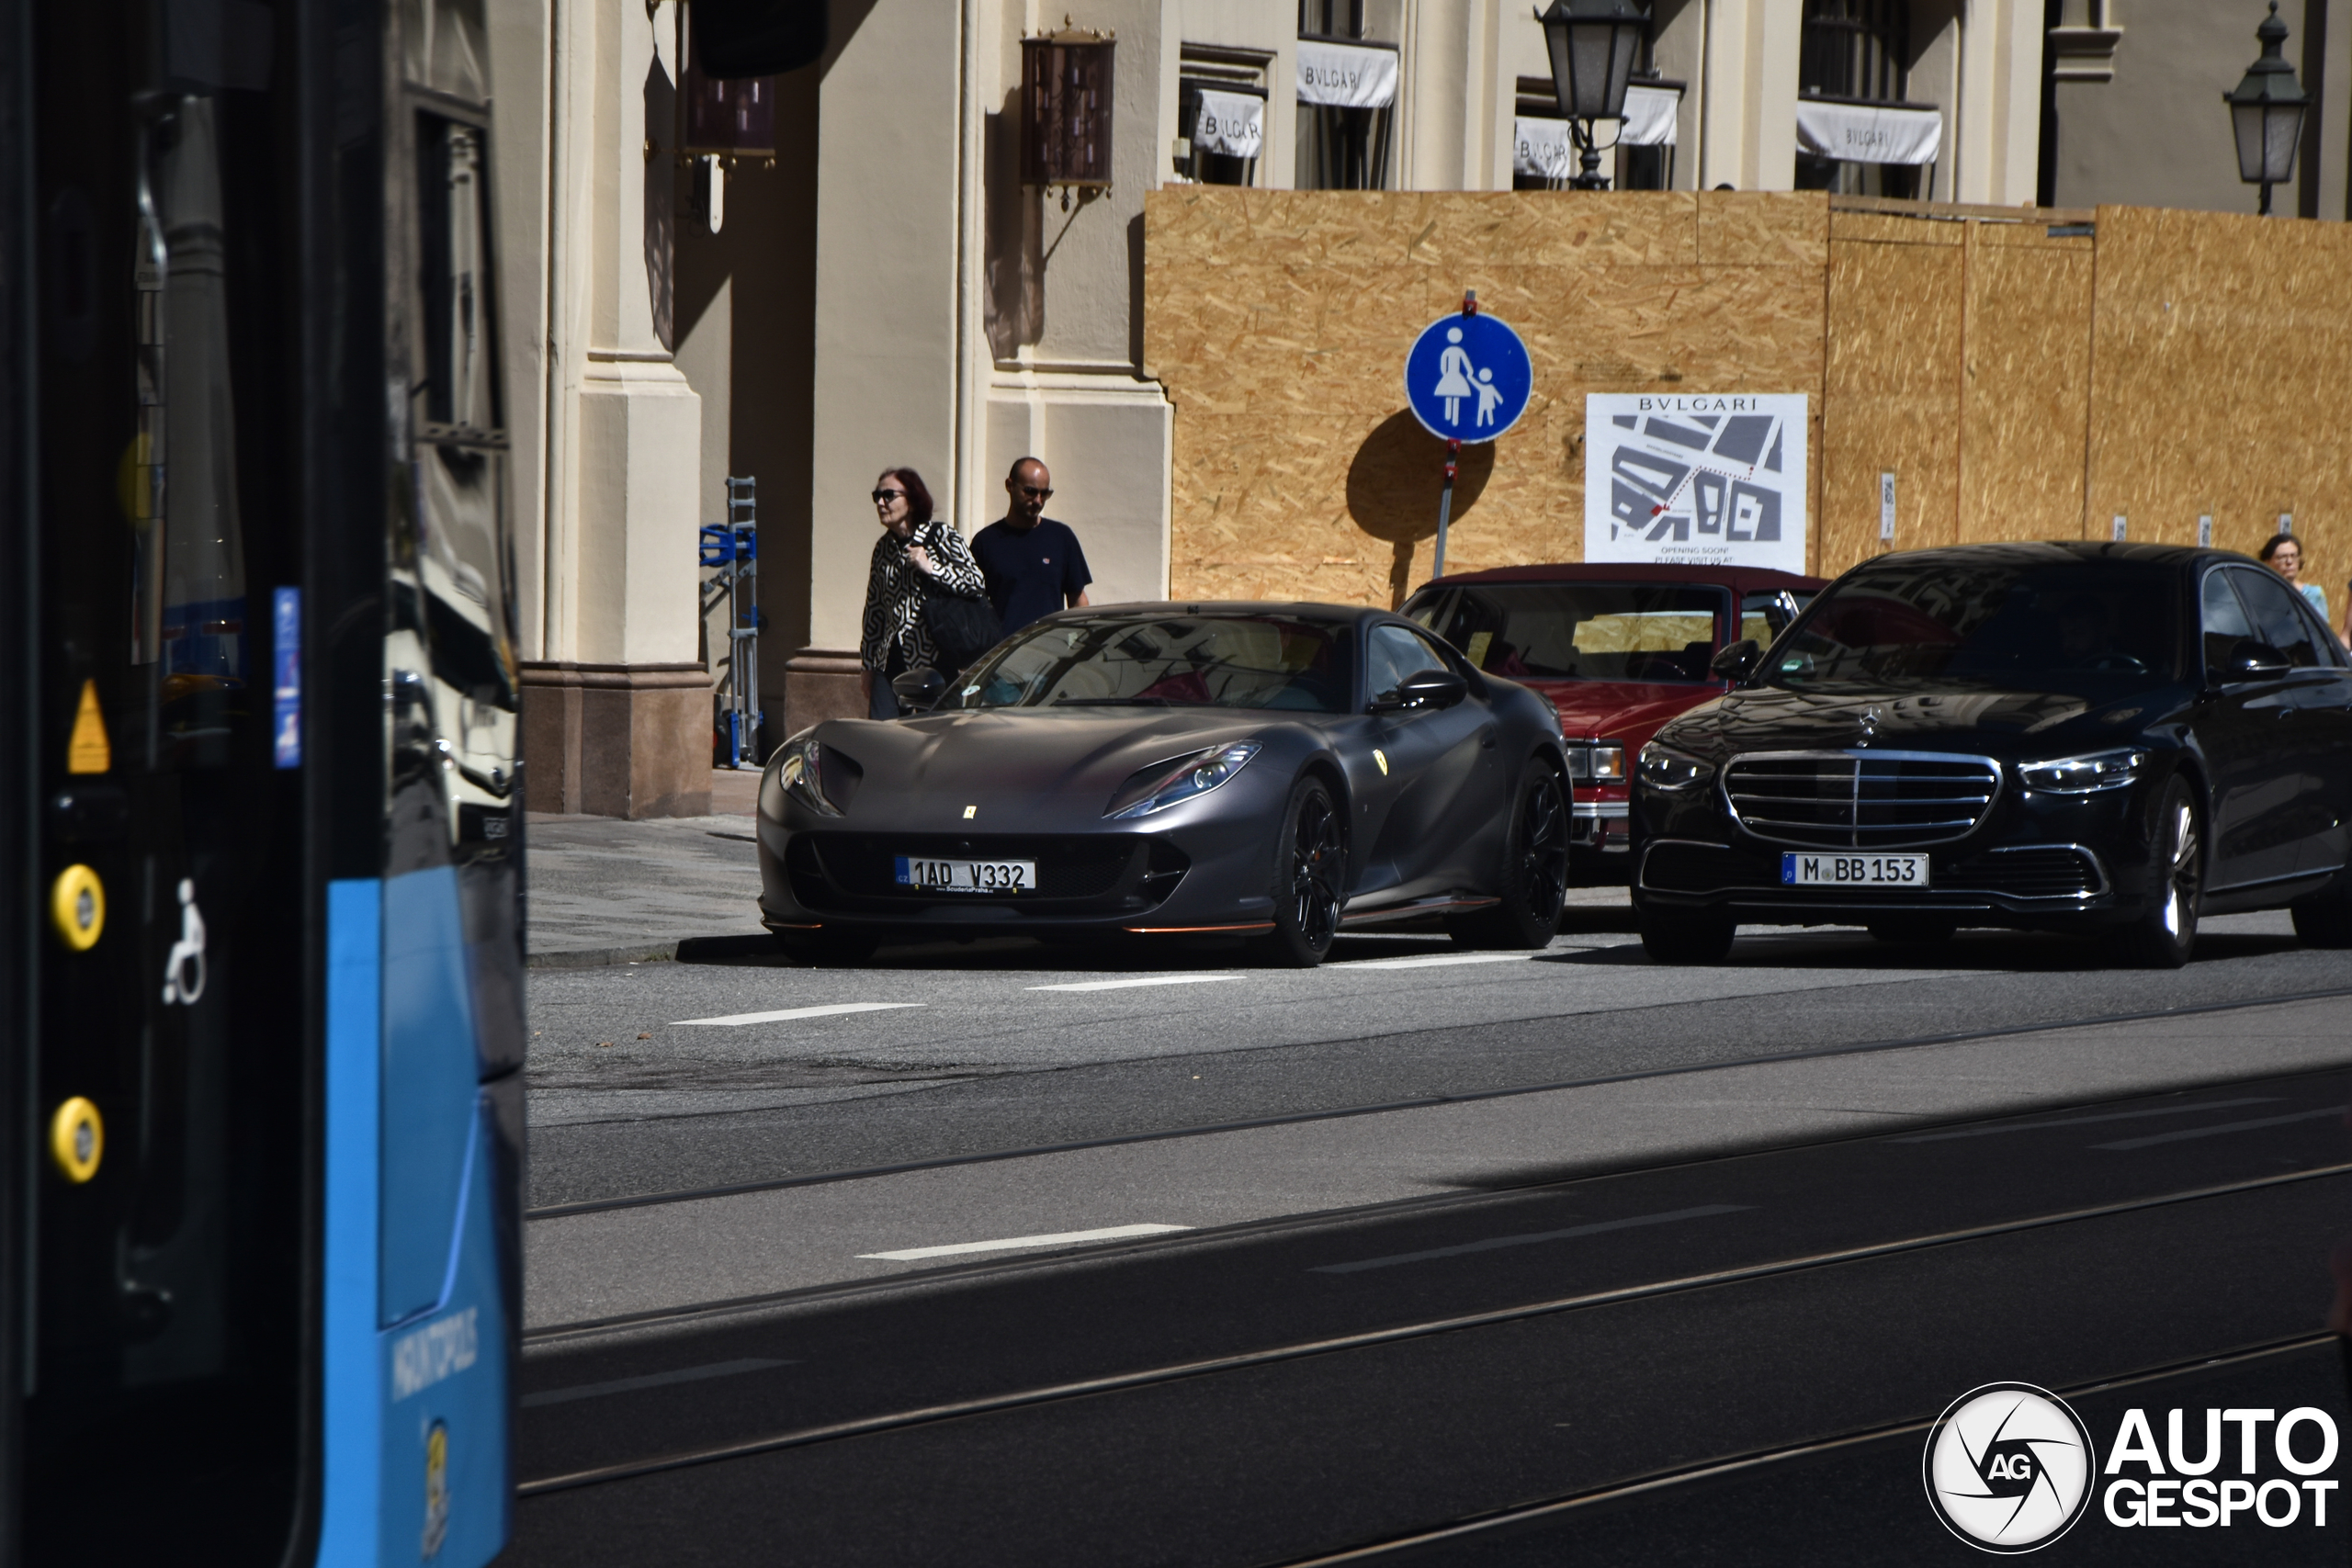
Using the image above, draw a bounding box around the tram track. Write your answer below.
[524,1053,2352,1495]
[1270,1334,2348,1565]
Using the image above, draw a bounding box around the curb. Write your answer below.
[526,933,775,970]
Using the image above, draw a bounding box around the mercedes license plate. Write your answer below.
[1781,852,1929,887]
[895,855,1035,893]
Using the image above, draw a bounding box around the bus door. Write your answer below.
[11,0,524,1560]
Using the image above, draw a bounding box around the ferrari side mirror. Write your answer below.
[1374,669,1468,713]
[1710,638,1761,682]
[890,667,948,713]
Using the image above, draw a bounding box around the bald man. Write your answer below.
[970,457,1092,636]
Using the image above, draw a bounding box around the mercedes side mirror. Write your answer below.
[1372,669,1468,713]
[890,667,948,713]
[2224,638,2292,679]
[1710,638,1762,682]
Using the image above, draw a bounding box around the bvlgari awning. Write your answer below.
[1794,98,1942,165]
[1295,38,1398,108]
[1619,82,1680,146]
[1193,88,1265,158]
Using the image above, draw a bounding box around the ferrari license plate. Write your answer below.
[1781,852,1929,887]
[895,855,1035,893]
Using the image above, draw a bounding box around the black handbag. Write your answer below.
[922,581,1001,673]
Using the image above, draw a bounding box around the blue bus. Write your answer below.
[3,0,523,1558]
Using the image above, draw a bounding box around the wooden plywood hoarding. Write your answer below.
[1145,187,2352,628]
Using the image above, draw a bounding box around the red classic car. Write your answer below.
[1404,562,1825,882]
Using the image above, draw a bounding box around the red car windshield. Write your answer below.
[1409,583,1732,683]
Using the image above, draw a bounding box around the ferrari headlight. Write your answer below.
[1636,741,1711,793]
[773,736,843,816]
[2018,748,2148,795]
[1106,741,1261,819]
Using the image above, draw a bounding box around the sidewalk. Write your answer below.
[526,769,770,966]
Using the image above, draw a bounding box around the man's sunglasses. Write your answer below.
[871,488,906,503]
[1015,485,1053,499]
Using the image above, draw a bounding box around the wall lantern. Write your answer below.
[1021,22,1115,209]
[679,9,781,236]
[2225,1,2312,215]
[1534,0,1652,190]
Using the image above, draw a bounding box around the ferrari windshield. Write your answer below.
[950,615,1353,713]
[1772,558,2183,691]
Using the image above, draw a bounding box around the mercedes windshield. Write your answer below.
[1770,558,2185,692]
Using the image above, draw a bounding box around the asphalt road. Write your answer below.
[525,908,2352,1211]
[514,1066,2352,1566]
[511,895,2352,1563]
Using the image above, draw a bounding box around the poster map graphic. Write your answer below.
[1584,393,1808,574]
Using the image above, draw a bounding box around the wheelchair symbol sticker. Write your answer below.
[162,878,207,1006]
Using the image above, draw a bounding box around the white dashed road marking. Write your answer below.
[858,1224,1193,1261]
[673,1001,928,1027]
[1334,952,1545,972]
[1027,975,1247,993]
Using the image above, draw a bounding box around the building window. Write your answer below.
[1796,0,1927,198]
[1177,43,1272,186]
[1510,59,1680,192]
[1296,1,1397,190]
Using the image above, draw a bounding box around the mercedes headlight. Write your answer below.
[2018,748,2148,795]
[1636,741,1711,792]
[1106,741,1261,819]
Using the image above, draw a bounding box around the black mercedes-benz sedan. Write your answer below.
[756,604,1572,966]
[1631,542,2352,967]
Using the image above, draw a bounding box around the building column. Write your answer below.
[522,0,710,818]
[1694,0,1800,192]
[783,0,968,732]
[1954,0,2044,205]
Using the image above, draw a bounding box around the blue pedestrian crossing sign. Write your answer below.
[1404,310,1532,443]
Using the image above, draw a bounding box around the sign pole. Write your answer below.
[1433,439,1460,579]
[1430,290,1476,581]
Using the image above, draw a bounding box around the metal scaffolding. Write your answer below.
[700,475,762,767]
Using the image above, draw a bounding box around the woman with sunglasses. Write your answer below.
[860,467,988,718]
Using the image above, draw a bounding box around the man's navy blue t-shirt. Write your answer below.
[971,516,1092,634]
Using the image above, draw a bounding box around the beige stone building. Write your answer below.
[2042,0,2351,218]
[487,0,2070,817]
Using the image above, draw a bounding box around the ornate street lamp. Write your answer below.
[1535,0,1652,190]
[2225,1,2312,216]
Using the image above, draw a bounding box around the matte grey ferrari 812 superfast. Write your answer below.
[755,604,1572,965]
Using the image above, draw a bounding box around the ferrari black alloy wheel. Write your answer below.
[2110,774,2201,969]
[1453,759,1569,950]
[1636,901,1736,965]
[1261,776,1345,967]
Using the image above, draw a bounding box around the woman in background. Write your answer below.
[860,467,986,718]
[2257,534,2341,644]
